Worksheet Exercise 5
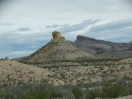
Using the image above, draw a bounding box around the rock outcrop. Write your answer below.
[21,32,93,66]
[51,31,65,42]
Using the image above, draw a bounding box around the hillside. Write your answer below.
[44,58,132,85]
[1,57,132,98]
[72,35,132,58]
[0,59,51,85]
[1,58,132,86]
[21,31,93,67]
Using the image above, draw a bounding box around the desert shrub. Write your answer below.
[22,90,50,99]
[49,90,62,99]
[129,86,132,95]
[123,75,132,80]
[71,87,83,99]
[85,89,102,99]
[102,83,127,98]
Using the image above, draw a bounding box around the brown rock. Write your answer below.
[51,31,65,42]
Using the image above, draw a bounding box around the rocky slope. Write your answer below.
[72,35,132,58]
[21,31,93,66]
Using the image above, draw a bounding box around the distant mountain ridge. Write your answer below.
[71,35,132,58]
[129,41,132,44]
[13,34,132,61]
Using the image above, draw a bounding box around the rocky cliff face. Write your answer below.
[72,35,132,58]
[21,32,93,66]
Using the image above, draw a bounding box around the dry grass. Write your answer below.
[0,59,51,85]
[0,58,132,86]
[44,58,132,85]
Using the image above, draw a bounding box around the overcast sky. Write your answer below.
[0,0,132,58]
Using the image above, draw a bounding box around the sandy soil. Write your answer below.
[0,59,51,85]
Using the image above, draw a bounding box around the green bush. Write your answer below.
[50,90,62,99]
[102,83,127,98]
[72,87,83,99]
[85,89,102,99]
[22,90,50,99]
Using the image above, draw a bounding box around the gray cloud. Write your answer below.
[0,0,15,12]
[104,29,132,42]
[45,19,100,32]
[0,30,51,58]
[89,19,132,32]
[85,20,132,43]
[17,27,31,31]
[0,30,50,45]
[59,19,100,33]
[123,0,132,7]
[0,22,13,25]
[46,24,60,28]
[85,30,132,43]
[0,0,8,5]
[0,50,35,59]
[125,0,132,3]
[46,24,69,28]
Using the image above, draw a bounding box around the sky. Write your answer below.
[0,0,132,58]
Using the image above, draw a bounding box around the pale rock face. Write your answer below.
[51,31,65,42]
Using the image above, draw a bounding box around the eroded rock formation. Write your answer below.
[51,31,65,42]
[21,31,93,66]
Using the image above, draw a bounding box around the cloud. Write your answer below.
[0,22,13,25]
[0,50,35,58]
[89,19,132,32]
[0,30,51,45]
[0,0,8,6]
[46,24,60,28]
[17,27,31,31]
[59,19,100,33]
[123,0,132,7]
[84,19,132,43]
[85,29,132,43]
[46,24,69,28]
[0,29,51,58]
[0,0,14,12]
[34,29,41,33]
